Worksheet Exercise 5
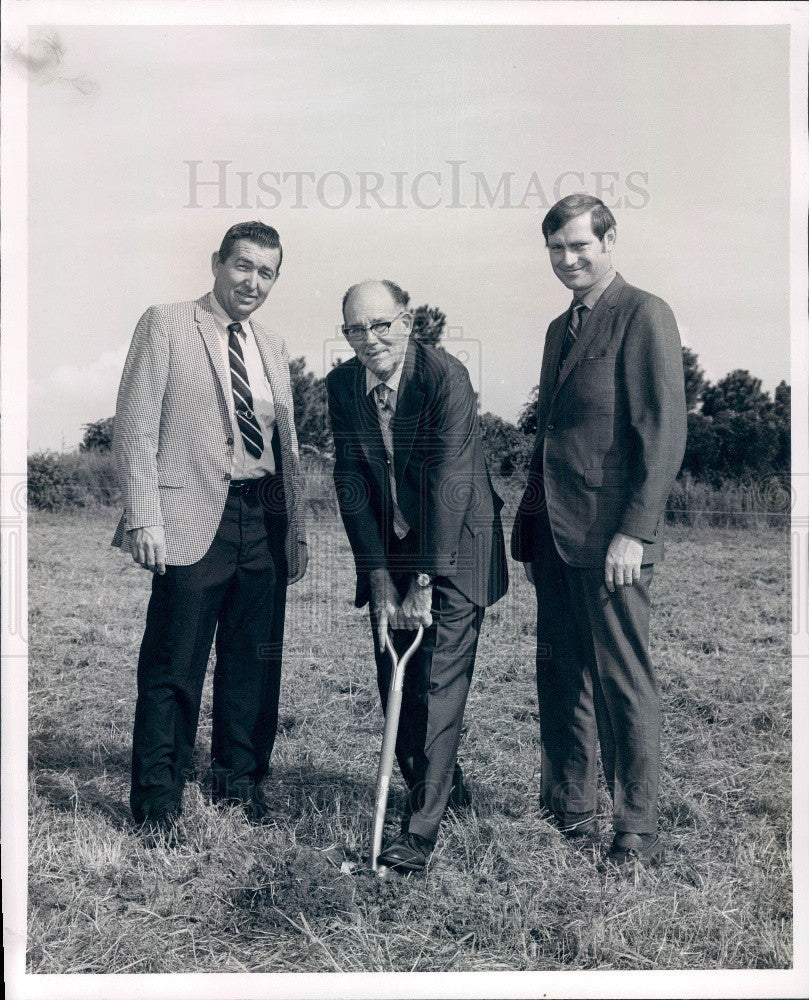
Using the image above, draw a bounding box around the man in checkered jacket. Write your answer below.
[112,221,307,844]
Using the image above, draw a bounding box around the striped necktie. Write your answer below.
[374,384,409,540]
[557,301,588,376]
[227,322,264,459]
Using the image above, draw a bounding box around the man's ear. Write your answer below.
[603,227,617,253]
[211,251,221,276]
[401,311,414,334]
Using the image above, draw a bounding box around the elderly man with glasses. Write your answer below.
[326,279,508,873]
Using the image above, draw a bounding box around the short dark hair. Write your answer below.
[217,221,283,272]
[542,194,617,243]
[341,279,410,315]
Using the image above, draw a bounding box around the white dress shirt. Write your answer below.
[365,360,405,412]
[576,267,617,312]
[365,359,409,538]
[210,293,276,477]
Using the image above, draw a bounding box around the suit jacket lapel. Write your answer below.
[251,320,284,410]
[553,273,625,398]
[195,293,231,407]
[349,359,386,467]
[392,339,423,487]
[535,315,566,436]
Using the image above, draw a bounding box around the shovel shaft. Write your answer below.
[370,625,424,871]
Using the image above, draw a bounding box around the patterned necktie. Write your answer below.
[374,383,409,539]
[227,322,264,459]
[557,301,588,376]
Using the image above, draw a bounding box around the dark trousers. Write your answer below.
[130,481,288,823]
[532,536,658,834]
[372,574,484,843]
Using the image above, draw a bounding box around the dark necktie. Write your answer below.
[374,384,409,539]
[557,301,588,376]
[227,322,264,459]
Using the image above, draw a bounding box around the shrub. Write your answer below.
[63,451,120,506]
[27,445,791,530]
[27,452,81,511]
[80,417,114,453]
[300,451,339,517]
[666,473,790,529]
[289,358,332,454]
[479,412,533,477]
[27,450,120,510]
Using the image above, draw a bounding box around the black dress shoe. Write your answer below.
[377,831,434,872]
[139,809,182,849]
[214,787,276,826]
[244,789,276,826]
[602,832,663,872]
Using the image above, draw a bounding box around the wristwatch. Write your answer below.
[414,572,433,588]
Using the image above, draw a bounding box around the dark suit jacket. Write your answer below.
[327,339,508,609]
[511,273,686,568]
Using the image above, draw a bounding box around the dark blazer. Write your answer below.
[511,273,686,568]
[327,339,508,609]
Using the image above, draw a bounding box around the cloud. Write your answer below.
[29,342,128,451]
[32,341,127,396]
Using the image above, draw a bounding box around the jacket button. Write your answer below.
[546,423,554,431]
[224,473,231,481]
[226,437,234,446]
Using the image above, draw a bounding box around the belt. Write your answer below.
[227,472,275,496]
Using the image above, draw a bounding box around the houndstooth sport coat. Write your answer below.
[111,292,307,574]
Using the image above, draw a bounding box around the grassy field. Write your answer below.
[26,504,791,973]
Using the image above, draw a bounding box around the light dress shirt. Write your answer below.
[210,292,277,477]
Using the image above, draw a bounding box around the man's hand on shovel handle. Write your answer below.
[370,568,401,653]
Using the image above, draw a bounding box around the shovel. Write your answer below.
[370,625,425,872]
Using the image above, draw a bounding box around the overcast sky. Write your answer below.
[27,22,791,451]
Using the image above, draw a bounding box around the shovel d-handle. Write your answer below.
[370,625,425,872]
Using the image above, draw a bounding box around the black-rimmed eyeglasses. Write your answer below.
[342,311,405,342]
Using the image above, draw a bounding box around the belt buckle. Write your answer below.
[229,478,251,495]
[229,475,270,497]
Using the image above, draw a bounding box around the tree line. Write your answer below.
[78,308,789,489]
[484,346,790,485]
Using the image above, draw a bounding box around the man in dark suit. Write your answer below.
[511,195,686,870]
[327,279,508,872]
[113,221,308,845]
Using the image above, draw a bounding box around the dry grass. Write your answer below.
[27,507,791,973]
